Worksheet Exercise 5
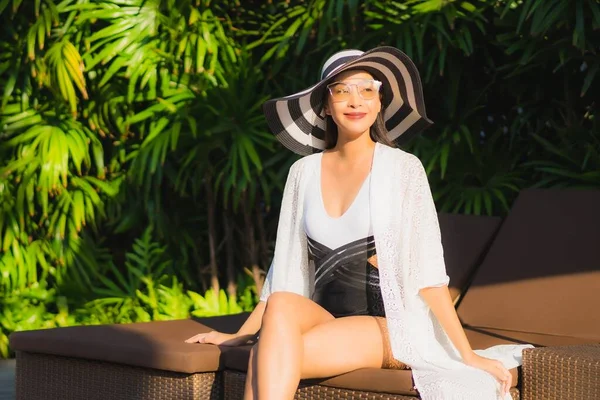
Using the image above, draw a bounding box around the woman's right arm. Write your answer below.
[187,160,302,346]
[185,300,266,346]
[236,300,266,336]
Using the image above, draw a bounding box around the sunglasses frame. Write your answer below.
[326,79,383,102]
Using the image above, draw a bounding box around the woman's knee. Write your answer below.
[263,292,301,322]
[262,291,333,333]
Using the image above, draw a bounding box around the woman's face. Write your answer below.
[324,69,382,141]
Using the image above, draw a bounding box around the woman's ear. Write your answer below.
[323,104,331,115]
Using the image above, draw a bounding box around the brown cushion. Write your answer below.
[223,345,417,395]
[9,313,249,374]
[222,343,517,393]
[438,213,502,302]
[464,326,600,388]
[465,326,596,349]
[457,189,600,341]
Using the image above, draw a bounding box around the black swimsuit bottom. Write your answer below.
[308,235,386,318]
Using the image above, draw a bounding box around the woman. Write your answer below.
[186,47,531,400]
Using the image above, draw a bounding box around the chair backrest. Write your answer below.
[457,189,600,341]
[437,213,502,303]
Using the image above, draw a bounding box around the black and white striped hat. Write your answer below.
[263,46,433,156]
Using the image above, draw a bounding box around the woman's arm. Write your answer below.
[407,155,513,394]
[418,286,472,359]
[187,158,303,346]
[419,285,513,395]
[236,300,266,336]
[185,300,266,346]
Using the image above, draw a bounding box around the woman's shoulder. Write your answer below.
[291,152,321,170]
[285,152,321,180]
[378,143,423,169]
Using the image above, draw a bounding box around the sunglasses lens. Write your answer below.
[358,81,379,99]
[329,83,351,101]
[328,80,380,101]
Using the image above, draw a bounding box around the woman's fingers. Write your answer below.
[185,331,252,346]
[505,369,512,395]
[184,332,211,343]
[493,362,511,394]
[466,354,512,395]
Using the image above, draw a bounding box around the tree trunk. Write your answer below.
[254,193,268,295]
[204,173,220,295]
[242,191,263,295]
[223,206,237,298]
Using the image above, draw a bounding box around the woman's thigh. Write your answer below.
[300,316,384,379]
[262,291,334,333]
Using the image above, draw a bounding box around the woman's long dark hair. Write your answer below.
[322,71,396,150]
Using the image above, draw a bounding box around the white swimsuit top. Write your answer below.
[302,153,384,318]
[303,153,373,248]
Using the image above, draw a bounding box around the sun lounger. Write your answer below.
[9,189,600,399]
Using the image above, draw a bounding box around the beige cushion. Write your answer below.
[458,189,600,341]
[9,314,249,374]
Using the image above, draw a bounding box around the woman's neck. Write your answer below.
[332,130,376,161]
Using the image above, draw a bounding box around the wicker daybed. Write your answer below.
[9,189,600,399]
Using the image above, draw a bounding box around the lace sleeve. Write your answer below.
[260,260,274,302]
[407,156,450,292]
[259,160,302,302]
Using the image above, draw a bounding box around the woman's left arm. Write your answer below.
[408,155,513,395]
[419,285,473,359]
[419,286,513,395]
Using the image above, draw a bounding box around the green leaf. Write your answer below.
[581,61,598,97]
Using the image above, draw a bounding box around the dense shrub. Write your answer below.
[0,0,598,358]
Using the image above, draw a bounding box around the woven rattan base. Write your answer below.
[522,344,600,400]
[224,370,416,400]
[15,351,222,400]
[223,369,520,400]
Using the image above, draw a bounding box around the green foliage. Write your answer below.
[189,288,243,318]
[0,284,73,358]
[0,227,254,358]
[0,0,598,358]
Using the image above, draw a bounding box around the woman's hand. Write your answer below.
[185,331,253,346]
[463,353,512,395]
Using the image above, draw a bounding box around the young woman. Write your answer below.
[186,47,531,400]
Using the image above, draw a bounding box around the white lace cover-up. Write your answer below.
[260,142,532,399]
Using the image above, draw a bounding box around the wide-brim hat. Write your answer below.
[263,46,433,156]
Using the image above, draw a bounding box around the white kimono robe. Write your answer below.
[261,142,531,399]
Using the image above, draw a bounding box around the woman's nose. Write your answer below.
[347,86,363,107]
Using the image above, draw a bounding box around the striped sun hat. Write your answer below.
[263,46,433,156]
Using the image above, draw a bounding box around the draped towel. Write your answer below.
[261,142,533,399]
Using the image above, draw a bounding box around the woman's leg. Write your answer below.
[251,292,334,400]
[243,344,258,400]
[246,292,389,399]
[300,315,385,378]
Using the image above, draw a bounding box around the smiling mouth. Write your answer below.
[344,113,367,119]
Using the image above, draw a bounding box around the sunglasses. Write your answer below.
[326,79,382,102]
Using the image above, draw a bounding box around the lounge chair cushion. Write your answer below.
[464,326,596,349]
[438,213,501,301]
[457,189,600,340]
[9,314,249,374]
[222,336,519,395]
[222,345,418,395]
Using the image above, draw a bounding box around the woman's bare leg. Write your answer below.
[243,344,258,400]
[300,315,385,378]
[246,315,388,399]
[252,292,334,400]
